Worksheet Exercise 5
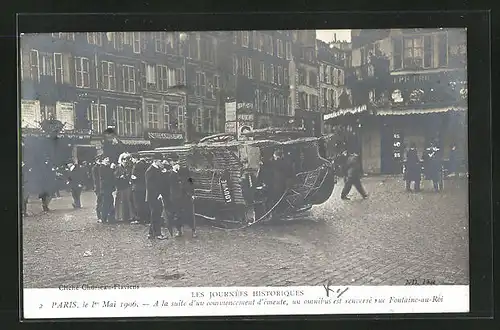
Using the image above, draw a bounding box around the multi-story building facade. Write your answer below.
[226,30,293,131]
[317,40,354,129]
[349,28,467,174]
[20,31,226,162]
[289,30,321,135]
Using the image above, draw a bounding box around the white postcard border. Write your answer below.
[23,285,469,319]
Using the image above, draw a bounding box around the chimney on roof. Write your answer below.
[334,33,337,42]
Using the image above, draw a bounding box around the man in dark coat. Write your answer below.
[92,158,102,220]
[340,152,368,200]
[130,157,149,225]
[67,162,85,208]
[145,157,168,240]
[98,157,116,223]
[426,146,444,192]
[169,153,197,238]
[404,143,422,192]
[36,158,57,212]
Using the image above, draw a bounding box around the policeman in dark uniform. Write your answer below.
[99,157,116,223]
[404,143,422,192]
[145,156,168,240]
[92,158,102,220]
[131,157,149,225]
[340,152,368,200]
[169,153,197,238]
[67,162,85,208]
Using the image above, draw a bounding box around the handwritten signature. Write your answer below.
[322,280,349,298]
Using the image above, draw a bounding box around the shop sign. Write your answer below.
[56,102,75,130]
[147,132,184,140]
[225,122,237,134]
[323,105,367,120]
[225,102,237,121]
[238,114,254,122]
[392,131,404,160]
[21,100,41,129]
[237,102,253,110]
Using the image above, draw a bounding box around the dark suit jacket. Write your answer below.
[99,165,116,192]
[92,165,101,193]
[346,155,362,179]
[145,164,163,203]
[67,165,85,188]
[131,161,147,191]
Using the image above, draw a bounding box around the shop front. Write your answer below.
[377,109,467,175]
[145,131,185,148]
[21,128,92,166]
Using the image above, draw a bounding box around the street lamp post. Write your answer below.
[168,32,193,144]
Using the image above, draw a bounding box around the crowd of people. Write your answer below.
[22,159,93,213]
[22,152,197,241]
[403,143,461,193]
[331,142,461,200]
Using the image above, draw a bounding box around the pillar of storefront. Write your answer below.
[360,117,381,174]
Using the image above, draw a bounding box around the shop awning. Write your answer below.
[376,106,467,116]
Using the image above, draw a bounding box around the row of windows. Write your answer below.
[298,68,318,88]
[319,64,346,86]
[393,34,448,70]
[86,103,216,135]
[320,88,340,109]
[87,104,143,136]
[25,50,220,98]
[252,89,289,116]
[358,33,449,70]
[298,93,319,111]
[147,104,217,133]
[51,32,217,65]
[232,55,290,86]
[233,31,293,60]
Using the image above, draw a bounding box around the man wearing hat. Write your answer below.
[145,155,168,240]
[404,142,422,192]
[67,161,85,208]
[169,153,197,238]
[36,158,57,212]
[99,157,116,223]
[340,152,368,200]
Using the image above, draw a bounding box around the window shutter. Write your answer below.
[63,54,73,85]
[116,64,123,92]
[90,59,97,89]
[21,48,31,81]
[140,62,146,90]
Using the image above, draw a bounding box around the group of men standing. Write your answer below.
[404,143,459,192]
[91,152,196,240]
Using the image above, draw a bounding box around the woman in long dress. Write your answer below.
[114,153,135,222]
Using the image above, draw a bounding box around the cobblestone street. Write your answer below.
[22,176,469,288]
